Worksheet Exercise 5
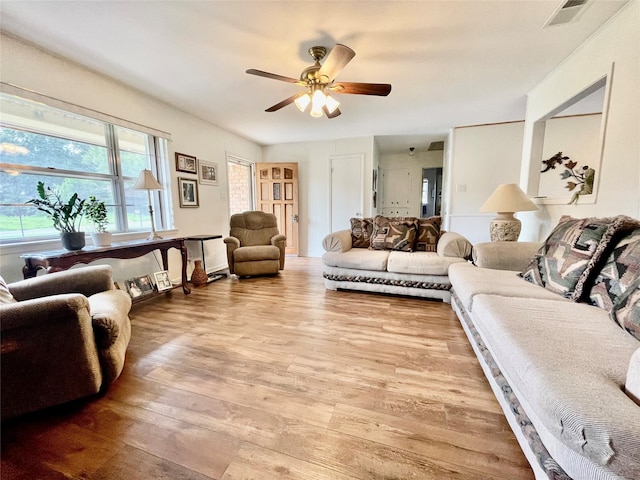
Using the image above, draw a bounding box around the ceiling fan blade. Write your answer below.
[330,82,392,96]
[318,44,355,83]
[265,92,306,112]
[323,106,342,119]
[246,69,304,85]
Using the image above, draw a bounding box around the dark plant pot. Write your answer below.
[61,232,85,250]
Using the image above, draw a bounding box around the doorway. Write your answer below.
[421,167,442,218]
[227,154,254,215]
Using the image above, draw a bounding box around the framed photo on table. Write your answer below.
[198,160,219,186]
[175,152,197,174]
[178,177,199,207]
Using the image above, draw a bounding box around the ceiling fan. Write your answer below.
[246,44,392,119]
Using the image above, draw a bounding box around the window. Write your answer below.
[0,90,172,241]
[227,154,254,215]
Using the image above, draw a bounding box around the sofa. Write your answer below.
[322,215,472,301]
[449,215,640,479]
[0,265,132,420]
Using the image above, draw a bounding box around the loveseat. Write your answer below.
[0,265,132,420]
[449,215,640,479]
[322,215,472,301]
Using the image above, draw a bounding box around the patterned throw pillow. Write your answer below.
[589,228,640,341]
[370,216,418,252]
[520,215,638,300]
[350,217,374,248]
[415,216,442,252]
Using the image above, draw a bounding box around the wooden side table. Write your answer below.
[183,235,227,283]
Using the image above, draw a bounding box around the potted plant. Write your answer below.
[27,181,86,250]
[85,196,112,246]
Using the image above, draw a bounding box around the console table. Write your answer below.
[20,238,191,295]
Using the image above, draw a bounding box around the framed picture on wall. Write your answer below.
[178,177,199,207]
[198,160,219,186]
[175,152,197,174]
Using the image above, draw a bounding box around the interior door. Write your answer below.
[330,154,364,231]
[255,162,299,255]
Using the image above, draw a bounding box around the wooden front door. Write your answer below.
[255,162,299,255]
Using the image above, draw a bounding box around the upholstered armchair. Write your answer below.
[0,265,132,420]
[224,211,287,277]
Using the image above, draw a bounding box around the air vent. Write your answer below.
[428,141,444,151]
[544,0,591,27]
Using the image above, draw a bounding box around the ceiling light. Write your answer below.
[294,93,311,112]
[324,94,340,114]
[310,89,326,118]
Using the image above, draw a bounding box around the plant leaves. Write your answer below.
[560,170,572,180]
[565,182,577,191]
[565,160,577,170]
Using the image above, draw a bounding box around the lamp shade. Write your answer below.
[479,183,537,213]
[132,169,163,190]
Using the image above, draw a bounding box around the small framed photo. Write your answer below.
[175,152,197,174]
[198,160,219,186]
[125,275,155,299]
[178,177,199,207]
[154,270,173,292]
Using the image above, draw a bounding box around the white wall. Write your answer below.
[378,150,443,218]
[520,1,640,241]
[262,137,375,257]
[0,33,262,283]
[446,122,525,244]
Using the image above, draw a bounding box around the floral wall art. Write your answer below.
[541,152,596,204]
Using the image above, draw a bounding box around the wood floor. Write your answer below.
[1,257,534,480]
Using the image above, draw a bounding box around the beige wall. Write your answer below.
[519,1,640,240]
[0,33,261,283]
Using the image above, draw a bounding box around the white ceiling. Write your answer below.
[0,0,629,154]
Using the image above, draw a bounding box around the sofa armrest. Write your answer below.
[437,232,473,259]
[270,234,287,269]
[223,236,240,274]
[9,265,114,302]
[89,290,132,349]
[322,230,352,252]
[472,241,542,271]
[626,348,640,406]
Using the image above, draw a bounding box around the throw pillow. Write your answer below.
[0,276,16,304]
[415,216,441,252]
[520,215,637,300]
[612,281,640,341]
[589,228,640,312]
[350,217,374,248]
[370,216,418,252]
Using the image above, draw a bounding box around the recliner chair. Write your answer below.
[224,211,286,277]
[0,265,132,419]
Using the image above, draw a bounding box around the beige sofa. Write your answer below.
[322,215,472,302]
[449,216,640,480]
[0,265,132,419]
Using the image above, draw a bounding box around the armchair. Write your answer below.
[224,211,287,277]
[0,265,131,419]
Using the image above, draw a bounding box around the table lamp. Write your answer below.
[479,183,538,241]
[133,169,163,240]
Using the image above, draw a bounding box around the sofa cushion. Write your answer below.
[350,217,374,248]
[233,245,280,262]
[387,251,465,276]
[415,216,441,252]
[450,262,569,312]
[520,215,637,300]
[322,249,389,271]
[370,216,418,252]
[472,294,640,478]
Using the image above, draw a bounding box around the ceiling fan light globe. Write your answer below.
[324,94,340,114]
[310,89,326,117]
[294,93,311,112]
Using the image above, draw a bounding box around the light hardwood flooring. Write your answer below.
[1,257,534,479]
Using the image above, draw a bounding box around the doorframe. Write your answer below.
[329,153,364,232]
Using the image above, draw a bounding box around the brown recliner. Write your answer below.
[224,211,287,277]
[0,265,132,420]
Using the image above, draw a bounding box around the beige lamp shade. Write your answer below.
[132,169,163,240]
[480,183,537,242]
[132,169,163,190]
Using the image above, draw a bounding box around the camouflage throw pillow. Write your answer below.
[415,216,441,252]
[370,216,418,252]
[350,217,374,248]
[520,215,638,301]
[612,282,640,341]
